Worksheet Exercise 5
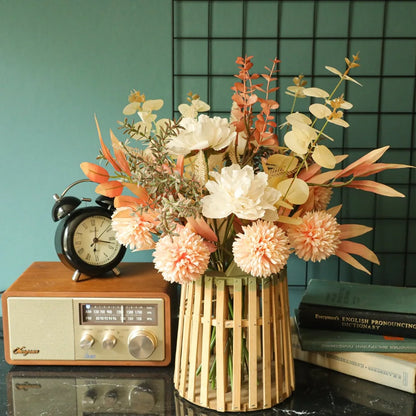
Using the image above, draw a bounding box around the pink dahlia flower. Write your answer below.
[287,211,340,262]
[153,227,211,284]
[232,220,290,278]
[111,207,156,251]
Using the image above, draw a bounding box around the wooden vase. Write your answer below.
[173,266,294,412]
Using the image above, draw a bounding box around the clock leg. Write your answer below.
[72,270,81,281]
[112,267,121,277]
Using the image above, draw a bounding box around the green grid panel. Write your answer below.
[348,40,383,76]
[379,114,414,148]
[343,114,379,148]
[385,1,416,37]
[245,1,279,38]
[279,1,315,37]
[172,0,416,291]
[173,1,209,38]
[278,39,314,75]
[210,75,235,111]
[211,39,244,75]
[350,1,385,37]
[313,40,349,75]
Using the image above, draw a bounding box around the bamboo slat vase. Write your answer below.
[173,265,294,412]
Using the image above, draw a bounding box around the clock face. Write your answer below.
[72,215,121,266]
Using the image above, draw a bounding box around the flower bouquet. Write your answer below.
[81,54,411,411]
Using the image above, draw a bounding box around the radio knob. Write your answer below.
[128,330,157,359]
[104,389,118,406]
[102,332,117,350]
[129,383,155,411]
[83,388,97,405]
[80,333,95,350]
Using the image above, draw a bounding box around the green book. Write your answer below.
[301,279,416,313]
[295,311,416,352]
[298,279,416,338]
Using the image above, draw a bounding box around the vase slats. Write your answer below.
[248,277,258,409]
[174,269,294,412]
[231,277,242,410]
[187,278,203,401]
[262,278,272,408]
[199,276,213,407]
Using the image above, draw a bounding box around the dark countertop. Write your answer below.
[1,322,415,416]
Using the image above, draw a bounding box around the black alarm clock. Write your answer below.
[52,179,126,281]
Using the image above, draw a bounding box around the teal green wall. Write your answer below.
[1,1,415,316]
[0,0,171,290]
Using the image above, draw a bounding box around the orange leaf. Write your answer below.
[112,205,158,225]
[95,181,123,197]
[336,146,389,178]
[346,180,405,197]
[337,240,380,265]
[298,164,322,181]
[123,182,150,203]
[339,223,373,240]
[260,137,278,146]
[175,155,184,176]
[326,204,342,217]
[186,217,218,242]
[114,195,145,209]
[80,162,109,183]
[335,250,371,275]
[308,170,342,184]
[268,86,279,93]
[246,94,258,105]
[352,162,413,178]
[94,115,121,172]
[110,129,131,175]
[231,93,245,106]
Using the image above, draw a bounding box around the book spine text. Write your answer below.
[298,303,416,339]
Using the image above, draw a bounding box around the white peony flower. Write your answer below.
[201,164,281,221]
[167,114,236,156]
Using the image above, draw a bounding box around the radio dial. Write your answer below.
[80,333,95,350]
[128,330,157,359]
[102,332,117,350]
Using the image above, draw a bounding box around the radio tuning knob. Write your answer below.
[128,330,157,359]
[80,333,95,350]
[102,332,117,350]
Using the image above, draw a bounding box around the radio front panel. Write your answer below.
[2,262,174,366]
[6,296,167,365]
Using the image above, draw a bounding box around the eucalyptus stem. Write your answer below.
[281,56,359,203]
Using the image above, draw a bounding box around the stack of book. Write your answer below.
[292,279,416,393]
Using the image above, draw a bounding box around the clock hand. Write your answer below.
[90,237,112,246]
[96,224,112,240]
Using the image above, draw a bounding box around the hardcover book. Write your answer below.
[291,319,416,394]
[294,311,416,352]
[298,279,416,338]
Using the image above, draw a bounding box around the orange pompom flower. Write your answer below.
[232,220,290,278]
[153,226,211,284]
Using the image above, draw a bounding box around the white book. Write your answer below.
[291,319,416,393]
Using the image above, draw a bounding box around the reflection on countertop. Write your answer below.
[1,324,416,415]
